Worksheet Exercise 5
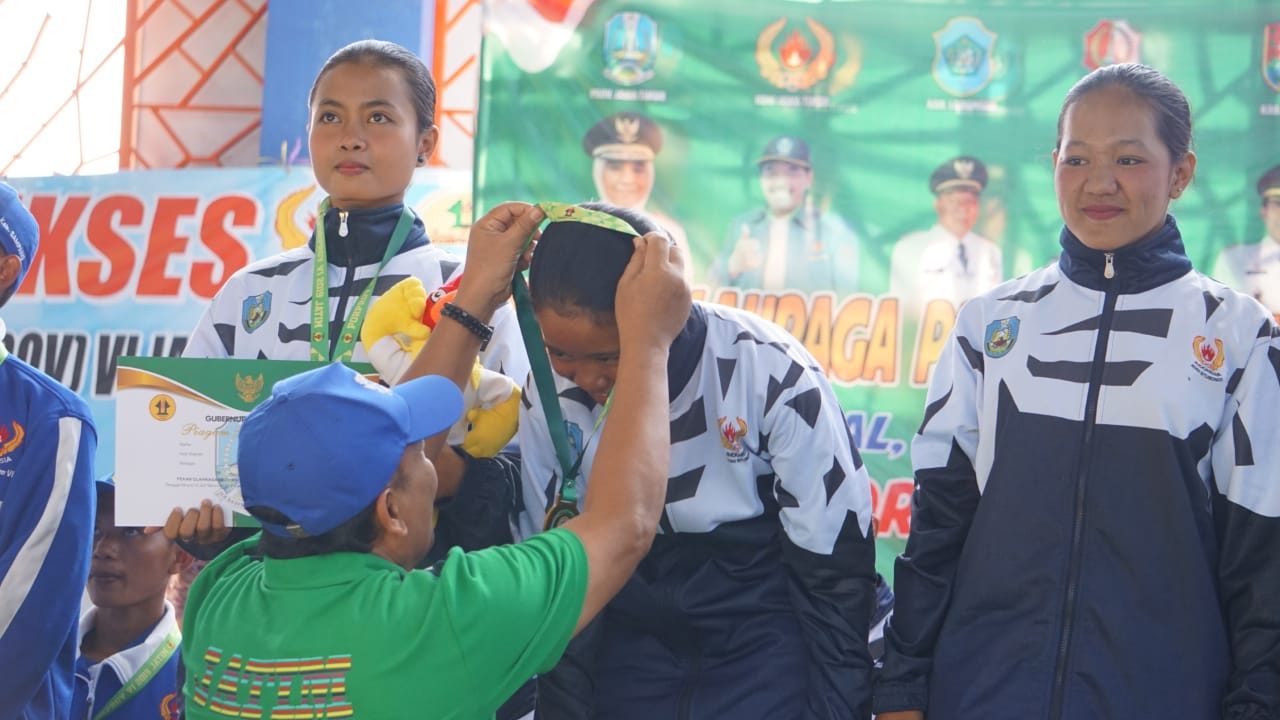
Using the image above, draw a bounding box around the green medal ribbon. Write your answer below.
[512,202,635,531]
[309,198,417,362]
[92,625,180,720]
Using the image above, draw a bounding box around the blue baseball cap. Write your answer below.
[0,183,38,306]
[238,363,463,538]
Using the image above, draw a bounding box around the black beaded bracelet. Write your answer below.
[440,302,494,350]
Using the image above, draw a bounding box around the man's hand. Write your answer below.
[453,202,546,320]
[877,712,924,720]
[726,224,762,278]
[615,232,692,351]
[150,500,230,546]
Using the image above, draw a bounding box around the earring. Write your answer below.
[417,154,425,163]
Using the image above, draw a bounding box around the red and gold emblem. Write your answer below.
[1192,336,1225,372]
[0,421,24,457]
[756,18,837,92]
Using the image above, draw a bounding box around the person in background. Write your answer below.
[73,475,192,719]
[0,181,98,719]
[876,63,1280,720]
[183,38,526,408]
[889,156,1003,321]
[582,111,694,282]
[1212,163,1280,320]
[174,37,532,717]
[712,136,861,296]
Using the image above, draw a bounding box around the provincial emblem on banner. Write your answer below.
[241,291,272,333]
[603,11,658,86]
[1264,23,1280,93]
[1083,19,1141,71]
[932,17,996,97]
[756,17,837,92]
[984,317,1019,358]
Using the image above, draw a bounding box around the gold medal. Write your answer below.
[543,498,579,531]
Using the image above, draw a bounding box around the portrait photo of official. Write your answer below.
[890,155,1003,320]
[709,135,860,295]
[1212,164,1280,319]
[582,111,692,279]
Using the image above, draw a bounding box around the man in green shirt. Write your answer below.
[180,201,692,719]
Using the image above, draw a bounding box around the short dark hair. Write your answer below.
[1056,63,1192,162]
[249,469,407,560]
[528,202,664,317]
[309,39,437,134]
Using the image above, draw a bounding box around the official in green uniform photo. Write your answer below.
[710,135,861,296]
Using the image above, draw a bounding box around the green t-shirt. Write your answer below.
[181,529,588,719]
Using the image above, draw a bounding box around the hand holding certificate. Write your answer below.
[114,357,373,527]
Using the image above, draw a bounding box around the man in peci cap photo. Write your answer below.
[711,135,861,295]
[890,155,1003,320]
[0,181,99,720]
[177,202,692,719]
[583,111,692,279]
[1213,164,1280,320]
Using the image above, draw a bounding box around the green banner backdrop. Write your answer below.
[476,0,1280,579]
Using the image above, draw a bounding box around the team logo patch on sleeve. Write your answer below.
[1191,336,1226,381]
[718,416,750,462]
[242,291,272,333]
[159,692,181,720]
[0,420,24,457]
[984,316,1019,357]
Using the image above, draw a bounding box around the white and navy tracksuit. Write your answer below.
[519,303,878,719]
[184,202,528,383]
[0,318,97,718]
[877,217,1280,719]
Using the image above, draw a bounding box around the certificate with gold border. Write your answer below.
[113,357,373,527]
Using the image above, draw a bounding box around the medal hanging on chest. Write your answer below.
[544,494,579,530]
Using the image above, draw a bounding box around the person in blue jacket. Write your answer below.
[73,475,191,719]
[876,63,1280,720]
[0,181,98,718]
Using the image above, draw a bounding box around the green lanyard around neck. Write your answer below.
[309,198,416,362]
[512,202,635,530]
[92,624,180,720]
[0,341,7,366]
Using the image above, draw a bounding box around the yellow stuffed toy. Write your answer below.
[361,275,521,458]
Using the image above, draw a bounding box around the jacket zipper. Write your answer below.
[1049,250,1117,720]
[328,211,356,359]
